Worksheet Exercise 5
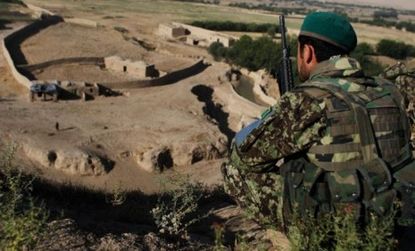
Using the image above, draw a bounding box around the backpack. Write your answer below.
[281,77,415,226]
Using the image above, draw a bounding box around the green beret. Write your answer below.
[300,12,357,52]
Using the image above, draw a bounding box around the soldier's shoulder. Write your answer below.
[278,88,327,114]
[295,78,338,100]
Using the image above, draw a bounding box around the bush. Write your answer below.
[208,35,301,84]
[0,144,47,250]
[151,174,210,245]
[350,42,383,76]
[208,41,227,60]
[353,42,375,56]
[219,35,282,72]
[376,39,415,59]
[288,209,397,251]
[396,21,415,32]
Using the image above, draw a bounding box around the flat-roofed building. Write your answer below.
[158,23,187,38]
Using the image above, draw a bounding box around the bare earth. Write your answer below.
[0,6,253,194]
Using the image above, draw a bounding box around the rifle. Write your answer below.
[278,15,294,95]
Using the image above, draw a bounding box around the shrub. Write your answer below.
[151,174,210,245]
[353,42,375,56]
[377,39,415,59]
[0,144,47,250]
[208,42,227,60]
[225,35,282,72]
[288,209,397,251]
[351,42,384,76]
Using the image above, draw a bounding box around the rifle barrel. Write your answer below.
[279,15,294,95]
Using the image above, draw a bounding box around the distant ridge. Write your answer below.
[316,0,415,11]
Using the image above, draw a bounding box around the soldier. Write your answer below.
[222,12,415,230]
[381,60,415,148]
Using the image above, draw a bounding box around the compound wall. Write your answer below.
[1,15,64,89]
[103,59,209,89]
[19,57,105,72]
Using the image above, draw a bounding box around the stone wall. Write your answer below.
[240,69,278,106]
[64,18,99,28]
[158,23,187,38]
[172,22,236,47]
[23,2,55,17]
[104,56,159,78]
[2,2,103,90]
[19,57,105,71]
[1,15,64,89]
[103,59,209,89]
[1,38,31,88]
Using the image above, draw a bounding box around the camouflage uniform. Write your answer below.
[381,61,415,147]
[222,56,415,228]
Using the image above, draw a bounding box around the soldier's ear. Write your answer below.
[303,44,314,64]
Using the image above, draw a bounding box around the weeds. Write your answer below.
[0,143,47,250]
[105,181,127,206]
[150,174,211,246]
[212,222,226,251]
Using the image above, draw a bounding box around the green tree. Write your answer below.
[267,26,276,38]
[353,42,375,56]
[351,42,383,76]
[377,39,415,59]
[208,42,227,60]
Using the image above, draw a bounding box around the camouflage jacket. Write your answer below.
[230,56,398,173]
[381,60,415,124]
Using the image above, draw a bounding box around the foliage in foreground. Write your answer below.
[151,174,211,246]
[288,209,397,251]
[0,144,47,250]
